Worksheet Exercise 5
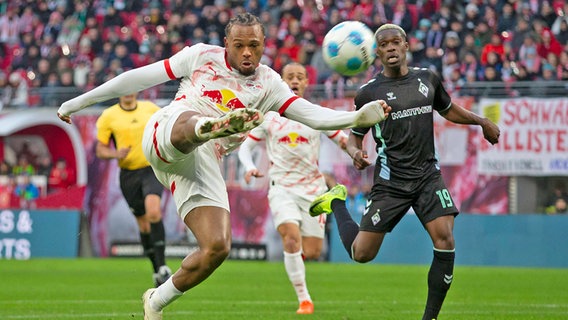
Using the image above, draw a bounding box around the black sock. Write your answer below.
[140,232,158,272]
[422,249,455,320]
[151,221,166,269]
[331,199,359,259]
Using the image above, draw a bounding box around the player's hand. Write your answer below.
[338,135,348,150]
[57,112,72,124]
[352,149,371,170]
[116,147,131,160]
[356,100,391,127]
[244,169,264,184]
[481,118,500,145]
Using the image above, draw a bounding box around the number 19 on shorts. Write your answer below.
[435,189,454,209]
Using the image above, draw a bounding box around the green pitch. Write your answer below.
[1,259,567,319]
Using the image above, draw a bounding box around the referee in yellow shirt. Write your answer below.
[96,93,171,286]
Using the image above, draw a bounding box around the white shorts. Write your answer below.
[142,102,229,220]
[267,184,327,239]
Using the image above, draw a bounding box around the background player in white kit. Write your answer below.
[57,13,391,320]
[238,62,348,315]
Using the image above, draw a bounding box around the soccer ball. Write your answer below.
[322,21,377,76]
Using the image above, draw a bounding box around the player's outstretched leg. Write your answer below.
[310,184,360,260]
[195,108,263,141]
[309,184,347,216]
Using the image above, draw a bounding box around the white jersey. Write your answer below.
[246,112,345,197]
[167,43,298,118]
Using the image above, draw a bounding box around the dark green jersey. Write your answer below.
[352,68,452,181]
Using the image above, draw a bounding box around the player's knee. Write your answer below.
[302,248,321,260]
[145,209,162,223]
[282,236,301,253]
[203,238,231,266]
[352,250,377,263]
[433,234,455,250]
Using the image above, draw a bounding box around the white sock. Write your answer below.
[150,277,184,311]
[284,251,311,302]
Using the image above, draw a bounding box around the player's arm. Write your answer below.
[237,135,264,184]
[282,98,390,130]
[346,132,371,170]
[325,129,349,151]
[57,61,172,123]
[95,141,130,160]
[440,102,500,145]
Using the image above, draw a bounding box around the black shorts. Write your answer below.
[360,171,459,233]
[119,166,163,217]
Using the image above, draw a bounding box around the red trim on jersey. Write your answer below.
[152,121,171,164]
[278,96,300,115]
[175,94,186,101]
[224,51,232,70]
[164,59,177,80]
[328,130,341,139]
[247,134,262,141]
[170,181,176,194]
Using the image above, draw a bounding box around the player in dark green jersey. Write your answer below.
[310,24,500,320]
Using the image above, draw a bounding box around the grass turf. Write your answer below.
[1,258,567,319]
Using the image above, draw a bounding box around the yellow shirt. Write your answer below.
[96,101,160,170]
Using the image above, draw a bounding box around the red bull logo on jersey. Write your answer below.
[202,89,246,112]
[276,132,309,147]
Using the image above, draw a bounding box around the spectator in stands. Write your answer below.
[36,155,52,176]
[33,58,53,87]
[420,46,443,75]
[118,27,140,55]
[497,3,517,34]
[109,43,135,70]
[14,174,40,209]
[518,35,541,78]
[413,18,431,44]
[536,1,558,28]
[443,31,462,56]
[537,29,564,59]
[43,11,63,41]
[545,182,568,215]
[73,57,91,88]
[0,175,15,208]
[2,71,29,109]
[13,155,35,176]
[473,20,493,47]
[442,50,460,82]
[390,1,413,33]
[0,5,20,46]
[103,6,122,28]
[463,3,481,33]
[512,64,531,82]
[0,160,11,175]
[430,5,455,32]
[324,72,345,99]
[552,19,568,45]
[480,34,505,66]
[48,157,75,193]
[425,21,444,49]
[482,65,501,82]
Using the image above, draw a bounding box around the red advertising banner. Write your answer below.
[478,97,568,176]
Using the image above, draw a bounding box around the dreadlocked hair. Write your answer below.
[225,12,265,37]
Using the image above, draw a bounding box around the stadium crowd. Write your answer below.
[0,0,567,109]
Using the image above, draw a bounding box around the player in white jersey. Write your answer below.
[57,13,391,320]
[238,62,348,314]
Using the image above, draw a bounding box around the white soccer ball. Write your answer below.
[322,21,377,76]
